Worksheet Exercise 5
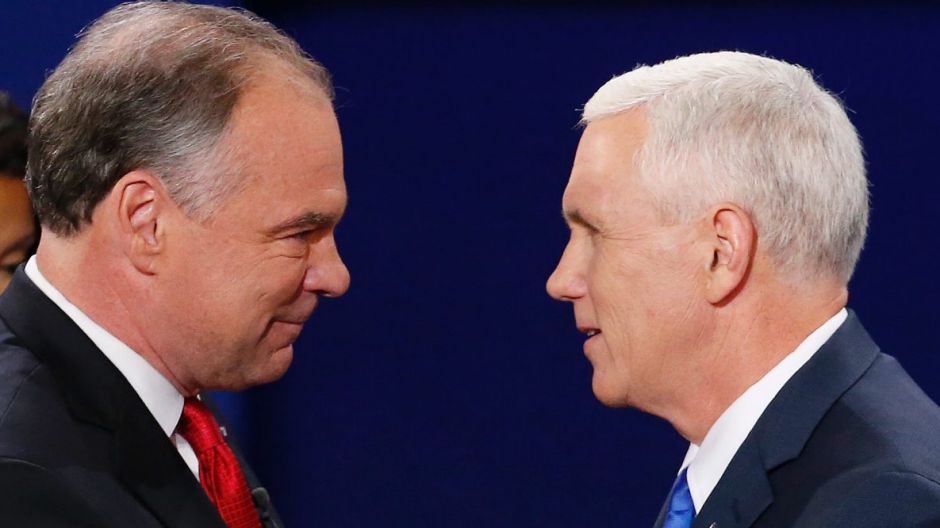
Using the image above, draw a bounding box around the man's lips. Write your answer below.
[277,304,318,327]
[278,318,307,325]
[577,326,601,338]
[578,325,602,358]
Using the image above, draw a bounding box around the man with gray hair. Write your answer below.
[0,2,349,527]
[547,51,940,526]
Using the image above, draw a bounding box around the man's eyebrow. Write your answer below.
[266,211,338,235]
[562,208,596,230]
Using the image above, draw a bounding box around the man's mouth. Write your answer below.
[277,307,316,327]
[578,326,601,338]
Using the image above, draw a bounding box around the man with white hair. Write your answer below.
[547,51,940,526]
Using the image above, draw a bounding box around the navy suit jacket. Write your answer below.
[654,311,940,527]
[0,269,283,527]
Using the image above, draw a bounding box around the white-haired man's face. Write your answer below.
[547,108,712,413]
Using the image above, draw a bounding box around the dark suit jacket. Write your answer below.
[0,269,283,527]
[654,310,940,528]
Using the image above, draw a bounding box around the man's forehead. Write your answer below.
[569,108,647,182]
[562,109,656,227]
[577,108,647,162]
[224,74,344,180]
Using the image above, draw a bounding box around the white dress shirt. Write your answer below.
[678,308,848,512]
[24,256,200,480]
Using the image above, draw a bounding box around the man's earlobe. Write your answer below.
[116,172,165,274]
[705,204,755,304]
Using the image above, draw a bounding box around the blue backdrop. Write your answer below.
[3,2,940,526]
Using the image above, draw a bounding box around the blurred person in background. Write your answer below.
[0,92,35,293]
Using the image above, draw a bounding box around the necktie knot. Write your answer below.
[177,396,261,528]
[663,468,695,528]
[179,397,225,452]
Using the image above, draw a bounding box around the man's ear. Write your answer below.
[113,170,168,274]
[704,203,756,305]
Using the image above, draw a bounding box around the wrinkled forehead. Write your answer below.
[566,109,647,197]
[577,107,647,164]
[225,73,342,170]
[561,108,672,233]
[205,72,346,226]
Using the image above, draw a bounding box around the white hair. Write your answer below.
[583,51,869,284]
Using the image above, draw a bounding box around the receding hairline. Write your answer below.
[76,2,334,100]
[26,0,338,235]
[244,51,334,102]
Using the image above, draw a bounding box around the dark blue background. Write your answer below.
[3,3,939,526]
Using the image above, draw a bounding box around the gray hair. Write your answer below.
[28,1,333,236]
[583,51,869,284]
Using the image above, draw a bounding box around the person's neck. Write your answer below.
[666,282,848,444]
[35,234,190,395]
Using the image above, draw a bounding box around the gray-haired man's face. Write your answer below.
[148,74,350,393]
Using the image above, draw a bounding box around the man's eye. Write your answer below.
[577,225,599,238]
[289,230,313,241]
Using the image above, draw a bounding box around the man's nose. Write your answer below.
[304,237,350,298]
[546,243,586,301]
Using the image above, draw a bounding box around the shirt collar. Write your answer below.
[24,256,184,437]
[680,308,848,512]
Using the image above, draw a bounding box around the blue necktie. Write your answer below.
[663,468,695,528]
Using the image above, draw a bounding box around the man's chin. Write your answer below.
[256,344,295,383]
[207,345,295,391]
[591,375,632,408]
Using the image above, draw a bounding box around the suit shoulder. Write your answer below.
[0,328,101,464]
[0,329,47,424]
[795,469,940,526]
[0,457,107,527]
[827,353,940,471]
[762,353,940,525]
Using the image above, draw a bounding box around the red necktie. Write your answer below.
[177,397,262,528]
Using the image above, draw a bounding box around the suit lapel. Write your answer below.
[113,405,225,528]
[692,440,772,528]
[652,492,669,528]
[0,270,226,528]
[691,311,880,528]
[650,443,773,528]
